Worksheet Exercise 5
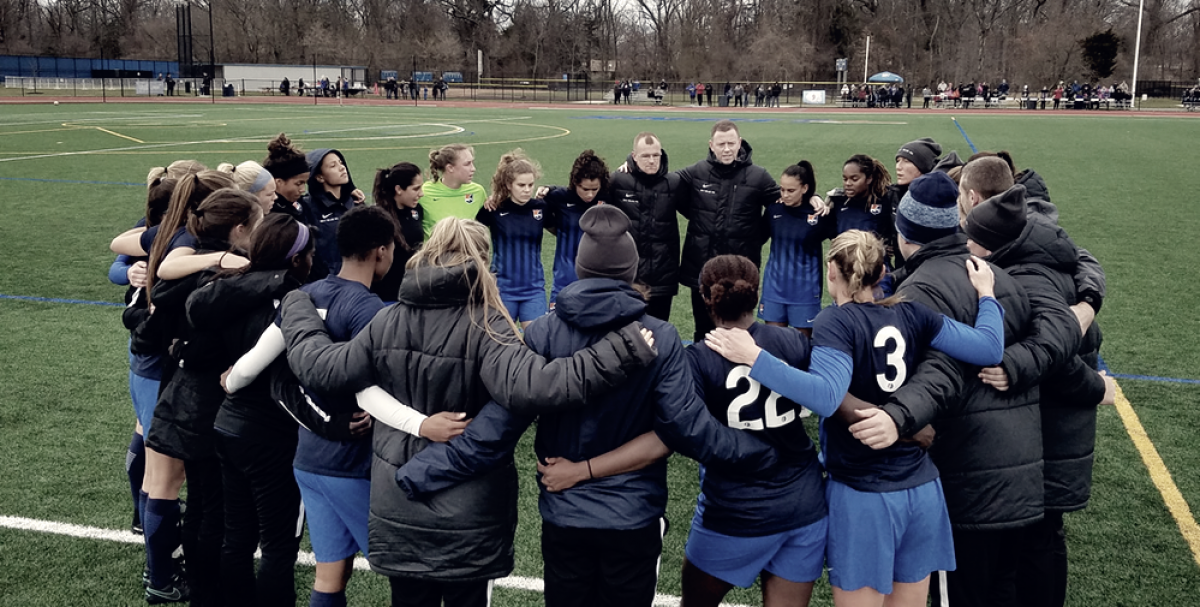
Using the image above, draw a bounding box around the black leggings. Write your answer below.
[217,433,302,607]
[181,457,224,607]
[389,577,492,607]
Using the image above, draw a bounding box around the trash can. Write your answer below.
[1026,99,1038,110]
[223,84,235,97]
[185,81,192,94]
[718,95,729,107]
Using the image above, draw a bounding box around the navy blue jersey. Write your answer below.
[140,225,197,255]
[290,276,386,478]
[543,186,601,302]
[372,204,425,302]
[476,198,547,300]
[686,323,826,536]
[832,193,891,239]
[761,201,834,306]
[813,302,945,492]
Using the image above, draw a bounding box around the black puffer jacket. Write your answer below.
[187,268,304,444]
[883,233,1043,530]
[143,263,228,462]
[608,150,683,297]
[1018,169,1106,310]
[280,261,656,581]
[986,208,1106,513]
[676,140,778,288]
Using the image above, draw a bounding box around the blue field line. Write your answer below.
[0,176,142,187]
[0,294,122,307]
[1109,373,1200,386]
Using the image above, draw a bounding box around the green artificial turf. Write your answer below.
[1,102,1198,605]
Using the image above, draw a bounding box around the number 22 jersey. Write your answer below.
[686,323,826,537]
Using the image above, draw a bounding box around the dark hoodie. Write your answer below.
[676,139,779,288]
[299,148,358,281]
[395,278,780,531]
[608,149,684,296]
[1018,169,1106,310]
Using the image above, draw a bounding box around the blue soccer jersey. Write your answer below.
[686,323,826,537]
[289,276,386,478]
[477,198,547,300]
[543,186,601,302]
[832,193,892,239]
[812,302,946,493]
[761,201,834,306]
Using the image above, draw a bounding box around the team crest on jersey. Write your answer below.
[533,209,543,221]
[465,194,475,204]
[410,209,420,219]
[869,203,882,215]
[807,214,819,225]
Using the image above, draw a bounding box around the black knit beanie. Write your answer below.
[965,184,1028,252]
[896,138,943,174]
[575,205,638,284]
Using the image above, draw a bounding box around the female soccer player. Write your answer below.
[193,213,314,607]
[475,149,547,327]
[262,133,310,219]
[140,186,262,605]
[705,230,1005,607]
[827,155,895,294]
[299,147,361,281]
[370,161,426,301]
[759,160,833,336]
[541,149,609,304]
[420,144,487,236]
[683,254,831,607]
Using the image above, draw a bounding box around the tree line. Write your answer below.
[2,0,1198,87]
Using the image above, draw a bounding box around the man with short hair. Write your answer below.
[608,132,685,322]
[676,120,778,341]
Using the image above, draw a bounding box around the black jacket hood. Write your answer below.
[553,278,647,330]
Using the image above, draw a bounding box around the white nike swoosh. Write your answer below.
[500,212,510,216]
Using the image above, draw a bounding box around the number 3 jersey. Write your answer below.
[813,301,945,493]
[687,323,826,537]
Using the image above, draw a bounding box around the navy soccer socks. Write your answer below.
[144,498,181,588]
[126,432,145,532]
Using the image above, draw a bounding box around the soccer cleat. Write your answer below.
[144,574,189,604]
[131,521,144,536]
[141,565,149,587]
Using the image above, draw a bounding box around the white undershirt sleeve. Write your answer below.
[356,386,427,437]
[225,324,286,393]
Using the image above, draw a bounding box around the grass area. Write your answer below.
[0,102,1198,605]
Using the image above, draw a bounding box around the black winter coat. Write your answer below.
[676,140,779,288]
[986,216,1106,512]
[280,261,656,581]
[187,268,304,443]
[884,233,1043,530]
[142,263,228,462]
[608,150,683,297]
[1018,169,1107,310]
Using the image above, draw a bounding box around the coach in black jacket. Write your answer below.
[608,132,684,321]
[874,172,1039,607]
[677,120,778,341]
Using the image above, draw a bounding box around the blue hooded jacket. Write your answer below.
[396,278,779,530]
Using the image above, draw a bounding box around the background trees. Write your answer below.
[2,0,1197,88]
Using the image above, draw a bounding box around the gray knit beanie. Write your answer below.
[575,205,638,284]
[896,138,943,174]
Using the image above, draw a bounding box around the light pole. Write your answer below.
[1130,0,1145,109]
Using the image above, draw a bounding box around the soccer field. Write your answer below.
[0,101,1198,606]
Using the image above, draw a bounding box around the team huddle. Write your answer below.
[108,120,1114,607]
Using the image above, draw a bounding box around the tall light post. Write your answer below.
[1130,0,1145,109]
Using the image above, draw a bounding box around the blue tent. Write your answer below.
[868,71,904,83]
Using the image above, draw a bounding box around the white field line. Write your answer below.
[0,515,755,607]
[0,123,466,163]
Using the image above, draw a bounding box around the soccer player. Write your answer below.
[759,160,834,336]
[682,254,829,607]
[542,149,609,305]
[420,144,487,236]
[475,149,548,328]
[192,213,314,607]
[369,162,426,301]
[262,133,310,220]
[826,154,894,294]
[299,148,362,281]
[705,229,1005,607]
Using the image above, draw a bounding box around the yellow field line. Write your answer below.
[93,127,144,143]
[1114,380,1200,567]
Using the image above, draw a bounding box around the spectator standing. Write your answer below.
[280,77,290,96]
[923,85,932,109]
[165,73,175,96]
